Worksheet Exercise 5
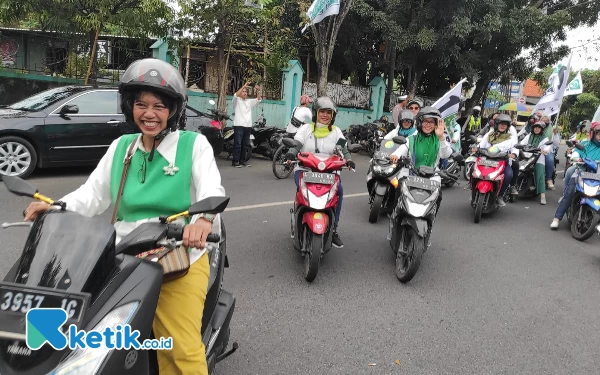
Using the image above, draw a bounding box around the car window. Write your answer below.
[7,86,89,112]
[65,91,119,115]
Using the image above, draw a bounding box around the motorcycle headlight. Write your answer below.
[48,302,139,375]
[579,176,600,197]
[401,181,414,202]
[373,164,396,176]
[327,180,339,203]
[300,178,309,201]
[522,152,533,158]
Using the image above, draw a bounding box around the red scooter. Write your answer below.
[282,138,361,282]
[469,147,509,223]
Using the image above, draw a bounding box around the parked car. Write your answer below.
[0,85,223,179]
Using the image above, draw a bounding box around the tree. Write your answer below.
[569,93,600,128]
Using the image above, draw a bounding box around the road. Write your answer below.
[2,151,600,374]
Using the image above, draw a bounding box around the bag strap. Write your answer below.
[312,125,320,153]
[111,138,138,225]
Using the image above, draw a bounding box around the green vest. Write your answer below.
[110,131,197,222]
[408,134,440,169]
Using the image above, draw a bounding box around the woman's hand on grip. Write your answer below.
[183,218,213,249]
[23,202,50,222]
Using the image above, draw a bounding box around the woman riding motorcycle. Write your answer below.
[384,109,416,139]
[473,113,517,207]
[570,120,590,142]
[519,120,555,205]
[285,96,355,248]
[406,98,423,116]
[22,58,226,375]
[551,121,600,229]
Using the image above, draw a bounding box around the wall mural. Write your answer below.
[302,82,371,109]
[0,37,19,67]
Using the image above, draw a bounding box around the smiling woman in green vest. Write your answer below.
[22,58,225,375]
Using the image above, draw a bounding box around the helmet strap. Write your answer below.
[148,128,171,162]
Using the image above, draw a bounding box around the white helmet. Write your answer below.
[473,106,482,112]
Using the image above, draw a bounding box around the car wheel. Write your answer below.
[0,136,38,179]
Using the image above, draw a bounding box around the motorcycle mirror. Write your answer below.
[336,138,347,147]
[208,99,216,106]
[2,175,39,198]
[575,143,586,151]
[545,140,554,145]
[566,141,574,147]
[188,196,230,216]
[348,144,363,153]
[392,136,407,145]
[452,153,464,163]
[282,137,301,148]
[469,135,478,143]
[515,144,524,150]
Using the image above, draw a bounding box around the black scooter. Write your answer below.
[0,176,237,375]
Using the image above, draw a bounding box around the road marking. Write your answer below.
[224,192,369,212]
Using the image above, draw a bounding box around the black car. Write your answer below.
[0,85,224,179]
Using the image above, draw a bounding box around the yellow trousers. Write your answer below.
[153,252,209,375]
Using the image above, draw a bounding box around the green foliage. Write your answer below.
[569,93,600,126]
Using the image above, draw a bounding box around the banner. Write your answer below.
[432,78,467,120]
[531,54,572,116]
[564,71,583,96]
[301,0,340,33]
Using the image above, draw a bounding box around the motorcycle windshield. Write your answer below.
[10,211,116,293]
[373,139,401,160]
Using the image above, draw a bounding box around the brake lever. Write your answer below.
[2,222,33,229]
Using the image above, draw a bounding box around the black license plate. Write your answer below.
[405,176,440,191]
[580,172,600,180]
[478,159,499,167]
[303,172,336,184]
[0,282,90,323]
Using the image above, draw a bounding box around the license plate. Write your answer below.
[478,159,499,167]
[0,282,90,323]
[580,172,600,181]
[405,176,440,191]
[303,172,336,184]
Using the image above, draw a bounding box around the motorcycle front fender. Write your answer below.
[476,180,495,194]
[374,182,389,196]
[302,212,329,235]
[400,216,429,238]
[581,197,600,212]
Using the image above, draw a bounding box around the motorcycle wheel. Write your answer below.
[304,229,322,282]
[474,192,484,223]
[272,145,293,179]
[368,193,384,223]
[395,227,424,283]
[570,204,600,241]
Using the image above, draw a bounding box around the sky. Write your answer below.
[558,22,600,71]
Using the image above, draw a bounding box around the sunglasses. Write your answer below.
[409,106,420,110]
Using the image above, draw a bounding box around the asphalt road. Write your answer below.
[2,150,600,374]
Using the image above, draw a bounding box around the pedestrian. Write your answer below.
[285,94,313,137]
[232,81,262,167]
[391,94,409,127]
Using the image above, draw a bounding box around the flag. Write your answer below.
[432,78,467,121]
[593,103,600,124]
[564,71,583,96]
[301,0,340,33]
[531,54,572,116]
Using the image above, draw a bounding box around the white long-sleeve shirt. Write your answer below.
[477,131,519,166]
[58,130,226,265]
[286,106,312,134]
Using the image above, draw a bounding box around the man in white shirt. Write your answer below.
[232,81,261,167]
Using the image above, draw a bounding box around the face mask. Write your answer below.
[315,122,328,128]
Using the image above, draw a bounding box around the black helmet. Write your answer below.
[399,109,415,126]
[494,114,512,132]
[119,58,187,133]
[312,96,337,125]
[415,106,442,133]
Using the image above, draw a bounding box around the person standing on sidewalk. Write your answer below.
[232,81,261,167]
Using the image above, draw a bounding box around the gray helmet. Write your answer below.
[531,120,547,132]
[494,113,512,132]
[406,98,423,109]
[399,109,415,127]
[118,58,187,132]
[312,96,338,125]
[415,106,442,133]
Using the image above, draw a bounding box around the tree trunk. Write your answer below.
[310,0,353,98]
[385,40,396,112]
[463,75,491,126]
[407,69,422,97]
[216,30,233,120]
[85,28,100,85]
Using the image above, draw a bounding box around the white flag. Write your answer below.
[432,78,467,119]
[564,71,583,96]
[593,103,600,124]
[532,54,572,116]
[301,0,340,33]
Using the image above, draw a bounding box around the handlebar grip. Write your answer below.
[166,223,184,241]
[206,233,221,243]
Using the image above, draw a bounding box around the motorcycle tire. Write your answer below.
[570,204,600,241]
[395,227,424,283]
[474,192,484,223]
[368,194,384,223]
[304,229,323,282]
[272,145,293,179]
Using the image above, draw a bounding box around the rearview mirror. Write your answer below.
[188,196,230,215]
[208,99,216,106]
[392,136,407,145]
[282,138,301,148]
[2,175,38,197]
[452,153,464,163]
[469,135,478,143]
[59,104,79,116]
[566,141,574,147]
[336,138,347,147]
[575,143,586,151]
[515,144,524,150]
[545,140,554,145]
[348,144,362,153]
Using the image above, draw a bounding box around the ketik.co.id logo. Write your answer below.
[25,308,166,350]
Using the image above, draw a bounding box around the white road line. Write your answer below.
[224,192,369,212]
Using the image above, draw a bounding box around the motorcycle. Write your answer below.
[462,135,483,180]
[366,138,404,223]
[507,140,554,202]
[282,137,361,282]
[223,113,279,161]
[387,136,458,283]
[469,146,510,223]
[566,143,600,241]
[564,140,579,177]
[439,152,463,188]
[192,99,229,156]
[0,176,237,375]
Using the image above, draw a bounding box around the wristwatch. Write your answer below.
[198,213,215,223]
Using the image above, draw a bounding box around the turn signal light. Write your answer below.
[391,178,399,188]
